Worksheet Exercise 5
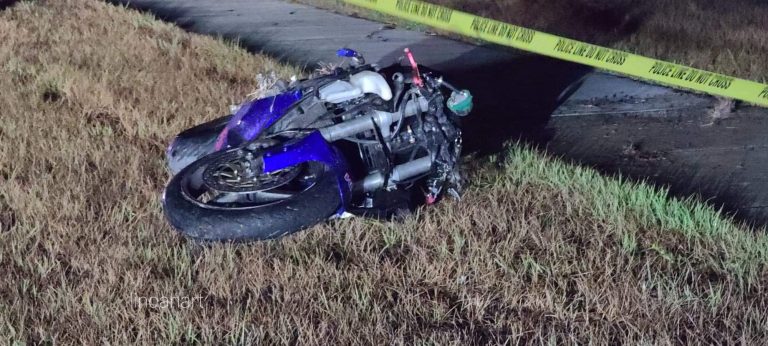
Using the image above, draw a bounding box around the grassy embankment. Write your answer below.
[1,0,767,343]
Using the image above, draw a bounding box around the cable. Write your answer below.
[390,89,420,140]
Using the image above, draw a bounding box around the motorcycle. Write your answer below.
[162,48,473,241]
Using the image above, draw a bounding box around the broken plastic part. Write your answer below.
[447,90,473,116]
[336,48,360,58]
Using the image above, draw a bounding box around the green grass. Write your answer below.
[1,0,767,344]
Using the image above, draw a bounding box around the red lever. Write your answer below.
[404,48,424,88]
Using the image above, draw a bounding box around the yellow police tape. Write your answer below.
[344,0,768,107]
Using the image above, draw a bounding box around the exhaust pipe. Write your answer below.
[319,97,428,141]
[356,156,433,192]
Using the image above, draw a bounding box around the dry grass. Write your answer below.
[310,0,768,83]
[2,0,768,344]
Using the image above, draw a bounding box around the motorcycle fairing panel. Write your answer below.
[214,90,303,151]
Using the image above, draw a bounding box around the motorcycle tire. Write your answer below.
[163,150,342,242]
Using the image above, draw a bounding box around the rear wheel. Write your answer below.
[162,145,341,241]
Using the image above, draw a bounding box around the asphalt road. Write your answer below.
[117,0,768,225]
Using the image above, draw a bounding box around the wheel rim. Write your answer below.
[180,148,318,210]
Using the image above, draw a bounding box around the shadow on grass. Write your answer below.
[441,52,592,155]
[1,0,20,11]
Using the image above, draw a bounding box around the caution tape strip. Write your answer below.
[344,0,768,107]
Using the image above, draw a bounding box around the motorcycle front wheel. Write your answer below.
[162,146,342,242]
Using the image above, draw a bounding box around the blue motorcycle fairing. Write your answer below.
[262,131,351,214]
[215,90,303,150]
[212,91,350,214]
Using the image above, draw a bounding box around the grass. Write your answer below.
[2,0,768,344]
[306,0,768,83]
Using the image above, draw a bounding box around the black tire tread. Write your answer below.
[163,159,341,242]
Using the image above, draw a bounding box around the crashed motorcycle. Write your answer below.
[162,48,473,241]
